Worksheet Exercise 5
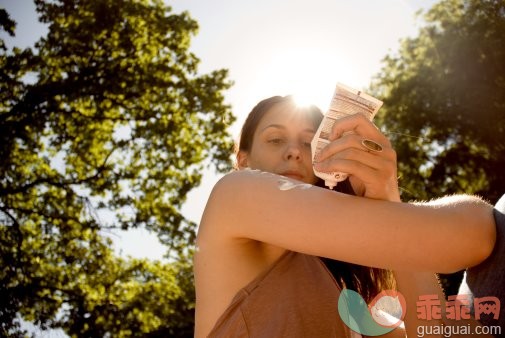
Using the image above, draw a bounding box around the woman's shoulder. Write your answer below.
[205,170,256,210]
[212,169,253,190]
[208,169,281,208]
[213,169,275,189]
[200,170,260,236]
[201,168,322,243]
[211,169,319,202]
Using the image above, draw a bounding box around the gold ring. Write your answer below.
[361,139,383,152]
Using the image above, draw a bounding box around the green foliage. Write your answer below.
[370,0,505,203]
[1,0,235,336]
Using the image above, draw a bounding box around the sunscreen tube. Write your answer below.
[311,83,383,189]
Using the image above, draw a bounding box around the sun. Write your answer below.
[258,47,357,112]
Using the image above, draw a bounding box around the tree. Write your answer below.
[370,0,505,204]
[369,0,505,297]
[0,0,235,336]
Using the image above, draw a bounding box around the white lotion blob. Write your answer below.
[277,178,312,191]
[242,168,312,191]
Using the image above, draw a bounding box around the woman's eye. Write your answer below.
[303,141,311,148]
[268,138,284,144]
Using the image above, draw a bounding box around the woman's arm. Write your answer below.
[395,271,493,337]
[201,169,495,273]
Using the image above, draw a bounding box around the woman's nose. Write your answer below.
[284,143,302,161]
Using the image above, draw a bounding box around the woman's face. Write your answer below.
[238,102,319,184]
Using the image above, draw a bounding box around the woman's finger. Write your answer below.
[314,155,399,200]
[315,133,395,164]
[329,114,391,148]
[314,147,395,175]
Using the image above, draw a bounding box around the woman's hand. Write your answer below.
[313,114,401,201]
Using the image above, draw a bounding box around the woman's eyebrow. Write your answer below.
[260,124,315,133]
[260,124,286,133]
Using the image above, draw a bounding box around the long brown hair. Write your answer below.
[236,95,396,303]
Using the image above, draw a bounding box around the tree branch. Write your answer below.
[0,148,115,197]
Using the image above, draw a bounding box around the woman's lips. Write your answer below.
[281,172,303,181]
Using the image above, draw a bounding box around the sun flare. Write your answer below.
[257,47,358,112]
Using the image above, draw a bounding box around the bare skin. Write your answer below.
[194,104,495,337]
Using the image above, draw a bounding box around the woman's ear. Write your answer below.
[236,151,249,169]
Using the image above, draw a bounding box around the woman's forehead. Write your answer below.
[258,102,316,130]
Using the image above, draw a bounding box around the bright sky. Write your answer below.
[1,0,438,261]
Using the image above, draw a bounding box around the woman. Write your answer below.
[194,95,496,337]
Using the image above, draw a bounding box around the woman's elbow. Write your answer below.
[430,195,496,273]
[462,197,496,269]
[471,217,496,268]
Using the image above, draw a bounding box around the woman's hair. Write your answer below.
[236,95,396,303]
